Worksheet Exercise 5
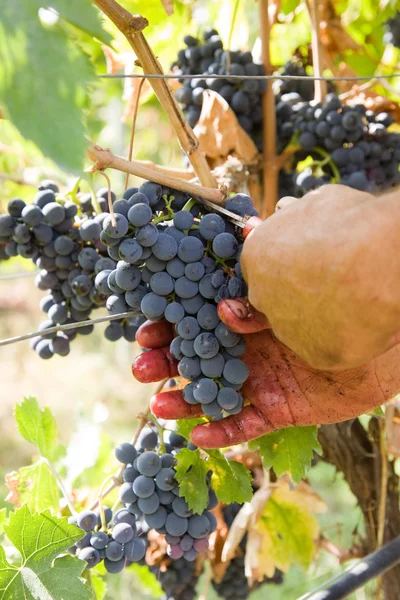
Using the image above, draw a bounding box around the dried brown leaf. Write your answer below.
[5,471,20,505]
[193,91,259,165]
[160,0,174,16]
[222,486,273,563]
[208,504,232,583]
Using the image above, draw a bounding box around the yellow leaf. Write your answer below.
[247,481,320,582]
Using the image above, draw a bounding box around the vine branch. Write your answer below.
[93,0,216,189]
[88,144,226,204]
[259,0,279,218]
[307,0,327,103]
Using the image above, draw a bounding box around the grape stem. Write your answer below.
[125,77,146,191]
[41,457,76,516]
[97,171,116,227]
[148,414,167,454]
[93,0,217,189]
[88,144,226,205]
[89,379,168,512]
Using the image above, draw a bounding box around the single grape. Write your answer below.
[172,496,192,518]
[173,210,194,230]
[123,465,140,483]
[166,257,185,278]
[127,203,153,227]
[177,316,201,340]
[223,359,249,385]
[50,335,70,356]
[178,236,204,263]
[80,220,101,242]
[115,442,137,464]
[136,223,159,247]
[199,274,217,299]
[125,286,146,311]
[103,214,129,239]
[90,531,110,550]
[42,202,65,225]
[178,356,201,379]
[104,557,125,573]
[141,292,167,320]
[120,482,138,504]
[170,336,184,360]
[155,467,176,491]
[212,232,238,258]
[193,378,218,404]
[104,321,124,341]
[199,213,225,240]
[106,294,129,315]
[133,475,156,498]
[106,540,124,562]
[193,332,219,359]
[165,302,185,324]
[188,514,211,539]
[124,537,146,562]
[137,427,158,449]
[137,451,162,477]
[181,339,196,357]
[79,546,101,568]
[115,263,141,291]
[150,272,174,296]
[77,510,97,532]
[112,522,134,544]
[21,205,43,227]
[152,233,178,261]
[215,323,241,347]
[165,513,189,537]
[167,544,184,559]
[138,492,160,514]
[200,354,225,378]
[118,239,143,264]
[197,304,220,330]
[217,387,239,410]
[144,505,168,530]
[181,294,205,315]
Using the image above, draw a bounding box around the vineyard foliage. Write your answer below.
[0,0,400,599]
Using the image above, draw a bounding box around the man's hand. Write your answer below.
[132,299,400,449]
[242,185,400,371]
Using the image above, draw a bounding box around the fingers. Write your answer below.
[132,347,178,383]
[217,298,270,334]
[275,196,298,211]
[190,405,274,448]
[136,320,174,349]
[150,390,204,419]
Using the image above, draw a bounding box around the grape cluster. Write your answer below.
[94,181,257,416]
[172,30,265,148]
[211,503,283,600]
[384,12,400,47]
[0,181,145,358]
[276,93,400,195]
[150,558,199,600]
[114,427,217,563]
[68,505,147,573]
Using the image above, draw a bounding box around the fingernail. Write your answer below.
[229,300,249,320]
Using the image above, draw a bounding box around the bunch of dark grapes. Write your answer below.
[94,180,258,418]
[150,558,199,600]
[68,505,147,573]
[384,12,400,47]
[0,182,145,358]
[172,29,265,148]
[276,93,400,196]
[211,503,283,600]
[114,427,217,563]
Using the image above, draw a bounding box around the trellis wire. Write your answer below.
[0,311,138,347]
[98,72,400,81]
[0,271,39,281]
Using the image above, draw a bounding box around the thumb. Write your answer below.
[217,298,270,334]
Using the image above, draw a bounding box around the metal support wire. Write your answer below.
[0,311,138,347]
[98,72,400,81]
[298,536,400,600]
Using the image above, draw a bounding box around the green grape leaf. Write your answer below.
[174,449,209,514]
[13,460,60,513]
[0,505,89,600]
[14,397,58,459]
[207,451,253,504]
[0,3,94,172]
[175,418,207,441]
[0,510,7,536]
[249,426,321,483]
[41,1,112,45]
[129,564,163,597]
